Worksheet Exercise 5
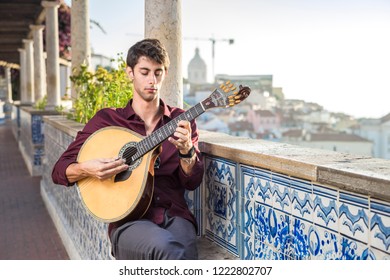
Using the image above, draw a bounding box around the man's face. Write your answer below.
[126,56,167,102]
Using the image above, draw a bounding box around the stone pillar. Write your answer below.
[71,0,91,100]
[3,66,13,120]
[145,0,183,108]
[18,48,28,104]
[23,39,35,104]
[42,1,61,109]
[30,25,46,102]
[5,66,13,103]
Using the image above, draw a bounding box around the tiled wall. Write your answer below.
[18,109,45,176]
[203,156,390,260]
[41,123,113,260]
[41,118,390,260]
[14,106,60,176]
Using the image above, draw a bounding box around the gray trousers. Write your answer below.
[110,214,198,260]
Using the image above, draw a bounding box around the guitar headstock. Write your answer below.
[201,81,251,110]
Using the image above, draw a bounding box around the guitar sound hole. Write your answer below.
[123,146,137,165]
[118,142,142,171]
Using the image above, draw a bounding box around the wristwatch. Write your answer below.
[178,146,195,158]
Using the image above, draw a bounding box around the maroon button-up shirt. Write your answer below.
[51,99,204,235]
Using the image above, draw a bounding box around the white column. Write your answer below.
[145,0,183,108]
[18,48,28,104]
[30,25,46,102]
[71,0,91,100]
[23,39,35,104]
[42,1,61,109]
[5,66,13,103]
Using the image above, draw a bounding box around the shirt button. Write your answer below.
[156,196,160,201]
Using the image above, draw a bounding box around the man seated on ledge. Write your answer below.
[52,38,204,260]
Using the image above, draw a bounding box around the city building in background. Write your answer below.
[184,47,390,160]
[353,113,390,159]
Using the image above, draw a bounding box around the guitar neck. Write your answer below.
[132,102,205,160]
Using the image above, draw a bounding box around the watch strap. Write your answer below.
[178,146,195,158]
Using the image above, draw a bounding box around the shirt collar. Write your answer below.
[123,98,173,120]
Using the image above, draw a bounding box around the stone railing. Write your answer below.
[40,115,390,260]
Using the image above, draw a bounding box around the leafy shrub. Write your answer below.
[69,57,133,124]
[33,95,47,110]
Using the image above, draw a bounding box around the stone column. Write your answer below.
[18,48,28,104]
[71,0,91,100]
[145,0,183,108]
[23,39,35,104]
[30,25,46,102]
[5,66,13,103]
[42,1,61,109]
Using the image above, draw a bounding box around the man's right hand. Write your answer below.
[66,158,129,183]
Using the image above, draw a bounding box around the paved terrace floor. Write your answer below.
[0,122,234,260]
[0,123,69,260]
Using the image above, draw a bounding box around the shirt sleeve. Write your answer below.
[51,110,107,187]
[51,129,91,186]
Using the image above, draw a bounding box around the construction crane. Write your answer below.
[184,36,234,80]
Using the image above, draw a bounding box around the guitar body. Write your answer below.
[76,126,159,223]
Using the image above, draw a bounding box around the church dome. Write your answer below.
[188,48,207,84]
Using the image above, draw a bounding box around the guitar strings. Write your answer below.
[121,103,206,161]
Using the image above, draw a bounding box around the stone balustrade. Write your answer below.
[40,115,390,260]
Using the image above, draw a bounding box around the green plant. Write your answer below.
[69,57,133,124]
[55,104,66,114]
[33,95,47,110]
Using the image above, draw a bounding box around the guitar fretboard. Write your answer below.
[132,102,205,161]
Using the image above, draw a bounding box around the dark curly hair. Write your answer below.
[126,38,170,70]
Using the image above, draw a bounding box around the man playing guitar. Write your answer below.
[52,39,204,260]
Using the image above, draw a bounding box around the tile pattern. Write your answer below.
[31,114,44,144]
[18,110,45,175]
[239,164,390,260]
[200,157,390,260]
[185,187,202,236]
[204,156,239,256]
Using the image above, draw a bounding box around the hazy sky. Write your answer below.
[66,0,390,119]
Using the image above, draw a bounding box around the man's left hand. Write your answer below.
[168,120,193,154]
